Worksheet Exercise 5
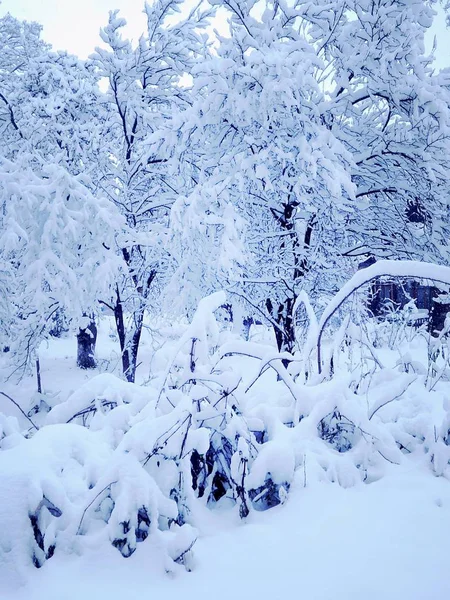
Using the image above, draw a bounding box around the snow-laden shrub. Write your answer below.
[115,292,262,521]
[0,423,196,575]
[3,262,450,577]
[0,292,263,572]
[318,411,360,453]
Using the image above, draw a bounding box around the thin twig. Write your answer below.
[172,536,197,565]
[76,481,117,535]
[0,391,39,430]
[368,377,416,420]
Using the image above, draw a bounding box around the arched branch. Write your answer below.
[316,260,450,374]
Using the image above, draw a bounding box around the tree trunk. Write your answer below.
[36,358,42,394]
[123,318,144,383]
[266,297,296,355]
[266,208,315,356]
[113,287,144,383]
[118,319,144,383]
[77,320,97,369]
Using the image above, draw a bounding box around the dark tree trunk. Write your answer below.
[112,245,156,382]
[77,320,97,369]
[113,286,144,383]
[267,297,296,354]
[121,317,144,383]
[266,207,315,356]
[36,358,42,394]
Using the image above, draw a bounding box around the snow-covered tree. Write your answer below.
[0,15,47,157]
[167,0,450,353]
[0,15,101,169]
[89,1,211,381]
[0,157,122,373]
[0,14,120,371]
[301,0,450,264]
[169,0,355,352]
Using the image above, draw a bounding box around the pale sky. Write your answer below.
[0,0,448,70]
[0,0,149,58]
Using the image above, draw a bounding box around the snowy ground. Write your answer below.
[3,464,450,600]
[0,317,160,419]
[2,316,450,599]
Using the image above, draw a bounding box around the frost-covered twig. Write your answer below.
[217,348,299,406]
[76,481,118,535]
[66,400,118,424]
[142,413,192,466]
[172,535,197,565]
[0,390,39,430]
[368,377,416,420]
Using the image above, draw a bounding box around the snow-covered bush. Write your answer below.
[3,262,450,579]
